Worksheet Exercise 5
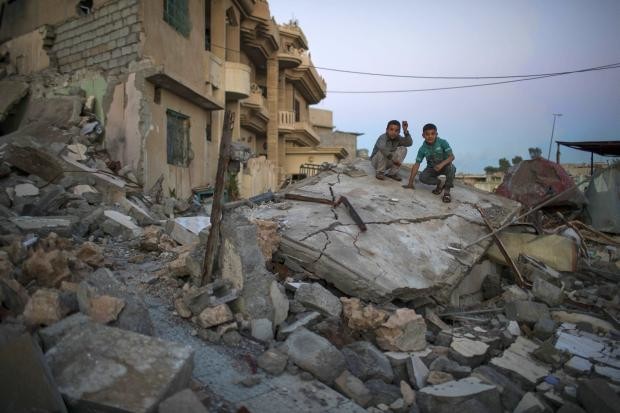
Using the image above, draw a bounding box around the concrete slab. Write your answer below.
[555,324,620,369]
[166,216,211,245]
[45,323,193,413]
[247,159,520,303]
[103,210,143,238]
[490,337,551,388]
[418,377,502,413]
[11,215,78,237]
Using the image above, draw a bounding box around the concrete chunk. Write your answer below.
[406,354,429,389]
[277,311,321,340]
[102,210,143,238]
[45,323,193,413]
[532,277,563,306]
[342,341,394,383]
[158,389,207,413]
[505,300,550,324]
[376,308,427,352]
[165,216,211,245]
[449,337,489,367]
[472,365,525,412]
[490,337,551,388]
[514,392,551,413]
[578,378,620,413]
[334,370,372,407]
[294,282,342,318]
[11,215,78,237]
[285,327,345,384]
[38,313,91,351]
[418,377,502,413]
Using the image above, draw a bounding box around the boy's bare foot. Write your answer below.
[386,173,402,181]
[375,172,385,180]
[402,184,415,189]
[442,190,452,203]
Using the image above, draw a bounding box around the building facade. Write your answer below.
[0,0,350,199]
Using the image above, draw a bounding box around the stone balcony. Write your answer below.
[277,45,303,69]
[224,61,251,100]
[279,111,320,147]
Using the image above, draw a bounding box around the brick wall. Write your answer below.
[52,0,141,74]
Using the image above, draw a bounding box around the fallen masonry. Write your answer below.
[0,81,619,412]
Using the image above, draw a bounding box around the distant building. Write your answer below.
[455,172,504,192]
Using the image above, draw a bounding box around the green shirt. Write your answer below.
[415,137,453,167]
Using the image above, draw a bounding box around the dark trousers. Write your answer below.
[419,163,456,189]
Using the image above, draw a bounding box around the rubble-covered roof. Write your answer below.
[246,159,522,304]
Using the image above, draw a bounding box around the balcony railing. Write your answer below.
[278,111,320,146]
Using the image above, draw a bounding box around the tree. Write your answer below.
[498,158,511,172]
[484,166,499,174]
[512,156,523,165]
[528,147,542,159]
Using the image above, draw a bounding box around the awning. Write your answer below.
[556,140,620,156]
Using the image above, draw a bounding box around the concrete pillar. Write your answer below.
[266,56,279,170]
[211,0,226,60]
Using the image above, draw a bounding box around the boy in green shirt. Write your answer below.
[403,123,456,203]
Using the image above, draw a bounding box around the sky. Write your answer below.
[268,0,620,173]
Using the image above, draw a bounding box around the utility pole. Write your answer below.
[547,113,562,160]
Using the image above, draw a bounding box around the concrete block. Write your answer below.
[285,327,345,384]
[505,300,550,324]
[38,313,92,351]
[166,216,211,245]
[251,318,274,341]
[102,209,142,238]
[334,370,372,407]
[158,389,207,413]
[0,334,68,413]
[45,323,193,413]
[418,377,502,413]
[294,282,342,318]
[342,341,393,383]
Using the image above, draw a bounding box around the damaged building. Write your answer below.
[0,0,356,199]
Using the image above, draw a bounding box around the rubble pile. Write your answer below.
[2,78,620,412]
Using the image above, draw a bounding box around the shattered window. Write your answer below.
[166,109,191,167]
[163,0,191,37]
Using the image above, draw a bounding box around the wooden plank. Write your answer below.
[201,111,234,286]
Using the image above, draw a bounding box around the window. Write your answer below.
[166,110,191,167]
[164,0,191,37]
[293,99,301,122]
[204,0,211,50]
[205,111,212,142]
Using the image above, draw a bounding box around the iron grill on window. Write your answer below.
[166,109,191,167]
[163,0,191,37]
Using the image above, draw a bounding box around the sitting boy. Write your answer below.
[403,123,456,203]
[370,120,413,181]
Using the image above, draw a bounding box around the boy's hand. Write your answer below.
[393,160,401,167]
[402,120,409,134]
[434,163,443,172]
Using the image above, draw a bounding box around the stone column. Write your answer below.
[266,57,279,171]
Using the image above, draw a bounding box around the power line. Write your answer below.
[207,42,620,93]
[311,61,620,79]
[326,64,620,94]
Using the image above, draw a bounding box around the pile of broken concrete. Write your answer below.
[2,71,620,412]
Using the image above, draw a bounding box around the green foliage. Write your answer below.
[528,147,542,159]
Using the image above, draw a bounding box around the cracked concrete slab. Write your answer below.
[248,160,521,303]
